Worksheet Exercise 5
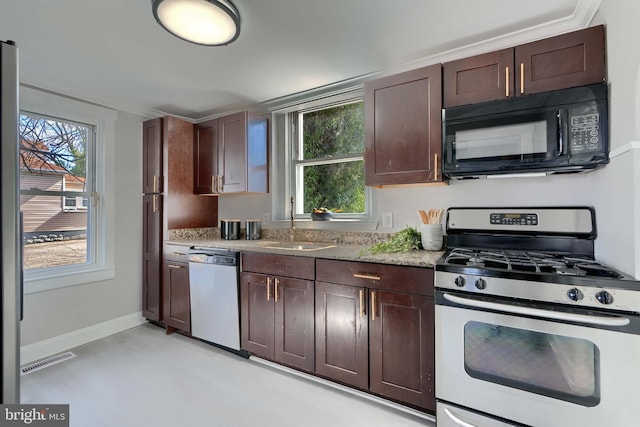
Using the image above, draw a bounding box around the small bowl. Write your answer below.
[311,211,333,221]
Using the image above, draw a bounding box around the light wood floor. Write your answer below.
[21,323,435,427]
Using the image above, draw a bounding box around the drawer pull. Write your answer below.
[167,264,181,269]
[353,273,380,281]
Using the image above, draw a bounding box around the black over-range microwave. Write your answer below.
[442,83,609,178]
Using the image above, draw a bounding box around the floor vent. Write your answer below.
[21,351,77,376]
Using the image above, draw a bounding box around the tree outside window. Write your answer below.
[293,101,366,215]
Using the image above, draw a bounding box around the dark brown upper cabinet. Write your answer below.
[143,118,163,194]
[364,64,444,186]
[194,111,268,195]
[443,25,606,108]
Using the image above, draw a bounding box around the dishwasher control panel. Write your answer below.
[188,249,239,266]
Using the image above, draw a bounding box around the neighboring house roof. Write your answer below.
[20,139,85,184]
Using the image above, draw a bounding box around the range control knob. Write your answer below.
[475,278,487,290]
[567,288,584,302]
[596,291,614,305]
[454,276,466,287]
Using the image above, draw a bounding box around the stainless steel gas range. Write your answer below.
[434,207,640,427]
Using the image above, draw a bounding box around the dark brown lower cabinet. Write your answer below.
[369,290,434,411]
[314,258,435,412]
[315,281,369,390]
[163,262,190,333]
[241,272,315,372]
[142,194,162,322]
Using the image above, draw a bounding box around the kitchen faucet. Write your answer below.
[290,196,296,241]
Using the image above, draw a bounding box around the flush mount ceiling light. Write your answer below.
[151,0,240,46]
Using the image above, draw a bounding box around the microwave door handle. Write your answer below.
[443,293,631,327]
[557,111,564,156]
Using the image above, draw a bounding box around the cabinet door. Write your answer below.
[163,261,190,333]
[218,111,247,193]
[142,194,163,321]
[516,25,605,95]
[240,272,275,359]
[193,119,218,194]
[274,277,315,372]
[143,118,163,193]
[315,281,368,389]
[364,64,443,186]
[369,291,435,411]
[443,49,514,107]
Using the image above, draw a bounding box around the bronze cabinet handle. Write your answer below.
[434,153,439,181]
[520,63,525,94]
[153,175,158,193]
[371,291,377,320]
[274,278,280,302]
[353,273,380,281]
[505,66,510,97]
[266,277,272,301]
[152,195,158,213]
[359,289,366,318]
[167,264,181,269]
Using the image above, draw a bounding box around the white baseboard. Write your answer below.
[21,312,147,365]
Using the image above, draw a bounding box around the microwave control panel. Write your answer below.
[569,109,601,154]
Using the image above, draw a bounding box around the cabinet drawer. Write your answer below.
[242,252,315,280]
[164,244,189,263]
[316,259,433,296]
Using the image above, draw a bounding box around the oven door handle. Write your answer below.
[443,293,631,327]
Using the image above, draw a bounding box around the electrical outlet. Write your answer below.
[382,212,393,228]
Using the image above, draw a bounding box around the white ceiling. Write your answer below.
[1,0,601,121]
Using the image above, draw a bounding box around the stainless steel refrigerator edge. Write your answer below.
[1,40,21,404]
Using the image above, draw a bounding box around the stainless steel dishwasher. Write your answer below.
[188,248,241,352]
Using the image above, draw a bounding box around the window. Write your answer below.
[19,86,116,293]
[291,100,367,217]
[20,112,94,270]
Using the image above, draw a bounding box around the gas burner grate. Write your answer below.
[443,248,623,278]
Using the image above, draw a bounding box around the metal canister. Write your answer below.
[220,219,240,240]
[245,220,262,240]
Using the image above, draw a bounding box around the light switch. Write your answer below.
[382,212,393,228]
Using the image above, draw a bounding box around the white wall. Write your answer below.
[20,110,145,347]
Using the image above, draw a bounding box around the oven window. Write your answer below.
[464,321,600,407]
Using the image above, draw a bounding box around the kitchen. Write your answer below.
[2,0,640,426]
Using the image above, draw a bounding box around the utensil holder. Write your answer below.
[421,224,443,251]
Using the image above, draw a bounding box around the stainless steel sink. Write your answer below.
[261,241,336,251]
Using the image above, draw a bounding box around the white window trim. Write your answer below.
[270,87,378,231]
[20,86,116,294]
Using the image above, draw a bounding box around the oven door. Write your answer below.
[435,290,640,427]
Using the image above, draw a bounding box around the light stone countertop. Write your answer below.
[166,237,445,268]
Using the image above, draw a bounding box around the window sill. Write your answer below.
[24,267,116,294]
[272,219,379,232]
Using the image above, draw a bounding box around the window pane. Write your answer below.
[302,161,365,214]
[21,195,88,270]
[302,102,364,159]
[19,114,88,191]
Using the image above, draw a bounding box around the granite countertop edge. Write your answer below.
[166,238,445,268]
